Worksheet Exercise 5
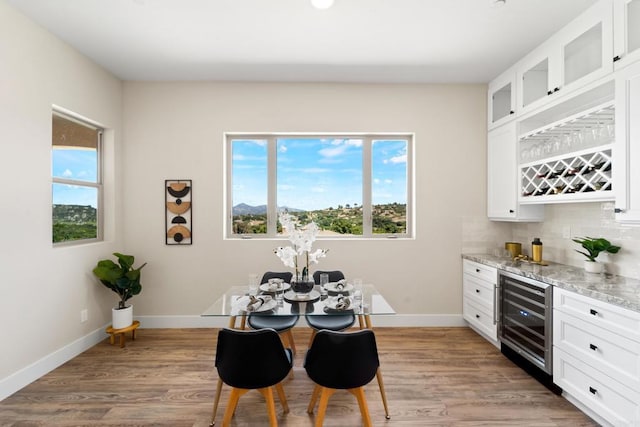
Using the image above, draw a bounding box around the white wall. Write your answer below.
[122,82,488,318]
[0,0,123,397]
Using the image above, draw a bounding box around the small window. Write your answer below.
[226,133,413,239]
[52,112,102,244]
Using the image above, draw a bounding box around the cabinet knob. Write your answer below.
[589,308,598,316]
[475,289,480,293]
[613,55,621,62]
[509,209,515,213]
[589,386,597,395]
[476,268,480,273]
[547,90,553,96]
[615,208,624,213]
[475,314,480,319]
[589,343,598,351]
[509,110,515,115]
[553,87,560,93]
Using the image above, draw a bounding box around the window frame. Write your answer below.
[52,110,104,246]
[224,132,414,240]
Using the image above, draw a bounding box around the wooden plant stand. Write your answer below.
[105,320,140,348]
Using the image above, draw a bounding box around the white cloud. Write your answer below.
[385,179,393,184]
[319,145,347,157]
[278,184,295,191]
[373,178,381,184]
[311,186,326,193]
[389,154,407,164]
[279,144,287,153]
[62,169,73,177]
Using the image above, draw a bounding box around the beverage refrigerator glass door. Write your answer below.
[498,270,553,374]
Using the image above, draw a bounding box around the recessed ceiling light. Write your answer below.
[311,0,335,10]
[490,0,506,7]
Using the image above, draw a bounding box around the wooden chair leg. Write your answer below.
[257,387,278,427]
[315,387,336,427]
[307,384,322,414]
[209,378,224,426]
[222,388,249,427]
[348,387,372,427]
[275,382,289,413]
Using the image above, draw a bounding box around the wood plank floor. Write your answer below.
[0,327,597,426]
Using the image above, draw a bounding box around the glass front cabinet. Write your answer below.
[488,68,516,130]
[517,0,613,116]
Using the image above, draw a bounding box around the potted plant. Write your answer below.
[93,252,147,329]
[572,237,620,273]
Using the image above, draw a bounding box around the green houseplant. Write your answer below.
[93,252,147,328]
[572,237,620,273]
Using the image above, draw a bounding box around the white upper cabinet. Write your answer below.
[614,0,640,69]
[614,60,640,223]
[487,123,544,221]
[488,67,516,129]
[517,0,614,116]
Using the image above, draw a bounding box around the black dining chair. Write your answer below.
[304,329,380,427]
[212,328,293,427]
[306,270,356,346]
[248,271,299,354]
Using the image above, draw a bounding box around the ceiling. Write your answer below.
[7,0,600,83]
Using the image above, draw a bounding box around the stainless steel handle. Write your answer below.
[493,284,499,325]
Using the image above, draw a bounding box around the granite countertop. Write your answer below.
[462,253,640,313]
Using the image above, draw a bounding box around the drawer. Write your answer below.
[463,273,496,309]
[554,347,640,427]
[554,288,640,343]
[554,310,640,391]
[463,259,497,284]
[463,298,497,340]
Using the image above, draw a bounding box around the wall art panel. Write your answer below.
[165,179,192,245]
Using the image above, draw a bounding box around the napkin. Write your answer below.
[245,295,272,312]
[335,279,347,291]
[335,295,351,310]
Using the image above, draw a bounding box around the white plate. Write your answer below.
[259,282,291,292]
[233,295,278,313]
[324,281,353,293]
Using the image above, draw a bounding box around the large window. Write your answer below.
[226,134,413,239]
[52,112,102,244]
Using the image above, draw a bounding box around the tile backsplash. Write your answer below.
[512,202,640,279]
[462,203,640,279]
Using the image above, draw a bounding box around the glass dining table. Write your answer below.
[201,283,395,421]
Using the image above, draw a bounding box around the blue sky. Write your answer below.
[52,148,98,207]
[232,138,407,211]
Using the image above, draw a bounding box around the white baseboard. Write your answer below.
[136,314,466,328]
[0,325,108,402]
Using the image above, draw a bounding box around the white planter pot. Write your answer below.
[584,260,603,274]
[112,305,133,329]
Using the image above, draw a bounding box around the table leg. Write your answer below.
[364,314,391,419]
[209,378,224,426]
[358,314,365,329]
[227,316,237,329]
[119,333,125,348]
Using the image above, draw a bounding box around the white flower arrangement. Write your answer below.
[275,211,327,281]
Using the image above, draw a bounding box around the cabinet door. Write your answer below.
[487,124,544,221]
[517,42,558,114]
[488,124,518,219]
[614,0,640,69]
[488,68,516,129]
[614,60,640,223]
[557,0,614,94]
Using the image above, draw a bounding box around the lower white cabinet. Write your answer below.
[462,260,498,346]
[554,288,640,426]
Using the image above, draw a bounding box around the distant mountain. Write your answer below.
[233,203,267,215]
[53,204,96,223]
[232,203,303,215]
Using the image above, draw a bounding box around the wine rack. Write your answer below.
[518,101,615,204]
[520,148,613,202]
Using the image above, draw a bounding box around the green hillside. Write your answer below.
[53,204,97,242]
